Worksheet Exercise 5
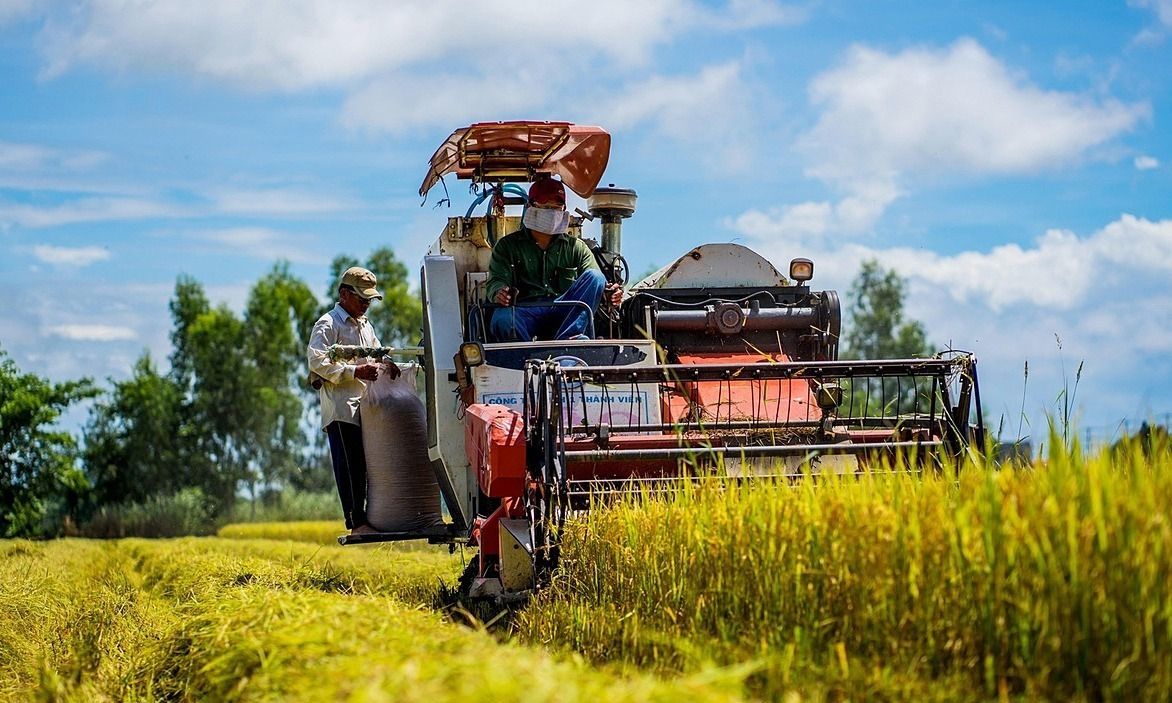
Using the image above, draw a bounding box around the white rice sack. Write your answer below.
[361,363,443,532]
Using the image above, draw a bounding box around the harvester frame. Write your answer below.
[339,120,984,600]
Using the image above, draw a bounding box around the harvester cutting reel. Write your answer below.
[506,352,984,594]
[522,359,572,588]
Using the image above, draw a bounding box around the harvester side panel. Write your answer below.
[421,255,470,529]
[464,403,526,498]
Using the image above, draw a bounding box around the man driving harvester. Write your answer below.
[486,177,623,341]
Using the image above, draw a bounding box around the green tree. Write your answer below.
[84,266,325,519]
[83,353,184,507]
[842,260,934,417]
[323,247,422,348]
[169,274,211,392]
[843,260,932,360]
[244,263,321,496]
[183,304,256,511]
[0,346,96,536]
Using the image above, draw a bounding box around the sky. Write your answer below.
[1,0,1171,446]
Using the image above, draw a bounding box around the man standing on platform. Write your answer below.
[307,266,397,536]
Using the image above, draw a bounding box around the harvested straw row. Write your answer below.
[0,537,748,702]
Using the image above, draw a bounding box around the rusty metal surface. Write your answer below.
[419,121,611,199]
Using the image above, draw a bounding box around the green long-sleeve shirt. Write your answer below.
[485,229,600,303]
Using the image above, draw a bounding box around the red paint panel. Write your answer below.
[675,352,819,424]
[464,403,527,498]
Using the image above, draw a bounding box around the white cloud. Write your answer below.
[0,184,357,229]
[0,140,108,172]
[46,324,137,341]
[760,39,1148,239]
[0,0,34,25]
[731,202,834,239]
[30,244,111,267]
[345,59,767,170]
[341,72,542,135]
[729,180,902,239]
[0,197,186,228]
[734,213,1172,312]
[191,227,319,263]
[35,0,799,91]
[0,141,52,170]
[802,39,1145,183]
[208,187,353,216]
[1135,154,1160,170]
[1132,0,1172,26]
[599,62,741,134]
[24,1,802,173]
[592,61,756,172]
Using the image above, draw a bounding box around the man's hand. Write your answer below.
[605,283,623,307]
[381,360,402,380]
[354,363,380,381]
[494,288,513,306]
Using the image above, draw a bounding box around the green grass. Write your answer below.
[517,441,1172,701]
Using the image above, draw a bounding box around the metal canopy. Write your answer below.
[418,121,611,199]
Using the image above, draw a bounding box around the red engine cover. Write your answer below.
[464,404,526,498]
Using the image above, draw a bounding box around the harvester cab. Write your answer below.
[342,120,985,600]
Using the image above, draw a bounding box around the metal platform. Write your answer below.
[336,523,462,546]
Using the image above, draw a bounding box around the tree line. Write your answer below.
[3,255,930,537]
[1,248,419,537]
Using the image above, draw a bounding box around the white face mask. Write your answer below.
[523,206,570,235]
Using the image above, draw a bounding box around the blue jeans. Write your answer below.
[490,269,606,341]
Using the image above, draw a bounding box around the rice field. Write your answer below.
[215,519,346,545]
[520,442,1172,701]
[3,441,1170,701]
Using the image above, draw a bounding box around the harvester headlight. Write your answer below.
[815,382,843,411]
[459,341,486,368]
[789,258,814,283]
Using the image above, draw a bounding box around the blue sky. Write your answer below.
[2,0,1171,445]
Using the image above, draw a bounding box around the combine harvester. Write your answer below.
[339,121,984,599]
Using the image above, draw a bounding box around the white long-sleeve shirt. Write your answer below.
[307,303,381,429]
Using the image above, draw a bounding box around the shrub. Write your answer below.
[229,489,339,523]
[79,488,216,538]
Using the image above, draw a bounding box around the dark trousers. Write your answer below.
[325,421,368,530]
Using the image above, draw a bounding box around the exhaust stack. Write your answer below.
[587,185,637,255]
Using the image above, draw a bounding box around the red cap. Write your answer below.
[528,177,566,207]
